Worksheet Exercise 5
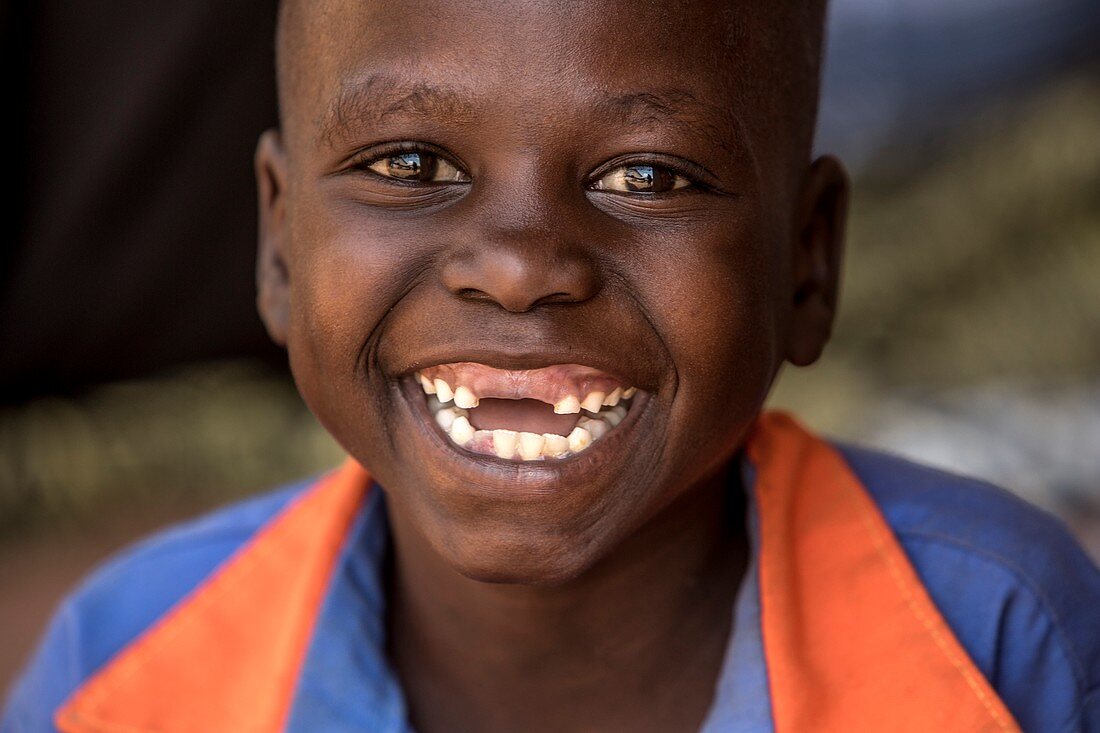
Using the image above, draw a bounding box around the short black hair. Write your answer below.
[274,0,829,160]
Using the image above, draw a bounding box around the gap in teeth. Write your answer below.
[417,372,633,462]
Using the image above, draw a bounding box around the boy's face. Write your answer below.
[258,0,845,583]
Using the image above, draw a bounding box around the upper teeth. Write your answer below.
[433,378,454,402]
[580,391,605,412]
[453,385,479,409]
[553,395,581,415]
[414,370,638,462]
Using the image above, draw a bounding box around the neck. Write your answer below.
[385,460,749,733]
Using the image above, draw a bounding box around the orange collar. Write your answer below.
[56,412,1019,732]
[748,412,1019,732]
[55,458,370,733]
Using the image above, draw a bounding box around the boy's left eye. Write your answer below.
[589,164,693,194]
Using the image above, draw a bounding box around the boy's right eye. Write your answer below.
[361,150,470,184]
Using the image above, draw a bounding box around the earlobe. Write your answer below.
[255,129,292,347]
[785,155,849,367]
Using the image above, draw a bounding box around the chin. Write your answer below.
[439,526,606,587]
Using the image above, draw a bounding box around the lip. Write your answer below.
[397,347,652,391]
[396,372,652,496]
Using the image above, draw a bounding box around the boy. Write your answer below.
[5,1,1099,731]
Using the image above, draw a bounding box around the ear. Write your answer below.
[255,129,292,346]
[784,155,849,367]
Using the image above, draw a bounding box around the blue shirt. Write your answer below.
[4,445,1100,732]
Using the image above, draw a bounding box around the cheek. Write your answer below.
[690,242,780,391]
[281,192,424,445]
[637,217,784,453]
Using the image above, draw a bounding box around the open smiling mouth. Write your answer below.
[409,362,641,462]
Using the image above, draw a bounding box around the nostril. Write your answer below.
[441,243,600,312]
[456,287,487,301]
[454,286,563,311]
[530,292,576,308]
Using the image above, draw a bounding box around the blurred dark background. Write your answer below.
[2,0,1099,691]
[1,2,281,399]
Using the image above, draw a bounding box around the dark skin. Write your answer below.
[256,1,847,730]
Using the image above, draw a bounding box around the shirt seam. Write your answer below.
[845,488,1016,729]
[894,529,1088,691]
[1062,685,1100,733]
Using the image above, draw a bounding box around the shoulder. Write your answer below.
[838,444,1100,733]
[1,476,317,733]
[61,479,311,667]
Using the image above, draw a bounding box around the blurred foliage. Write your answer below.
[0,363,342,536]
[772,73,1100,427]
[1,73,1098,536]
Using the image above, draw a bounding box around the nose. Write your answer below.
[441,222,601,313]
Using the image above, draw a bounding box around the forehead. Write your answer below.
[282,0,767,153]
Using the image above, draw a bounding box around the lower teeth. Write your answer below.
[426,396,628,461]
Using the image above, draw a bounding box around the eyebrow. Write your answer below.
[319,73,745,158]
[319,74,477,148]
[595,88,746,159]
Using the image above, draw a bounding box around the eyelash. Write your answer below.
[348,142,465,185]
[347,143,710,195]
[586,158,708,196]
